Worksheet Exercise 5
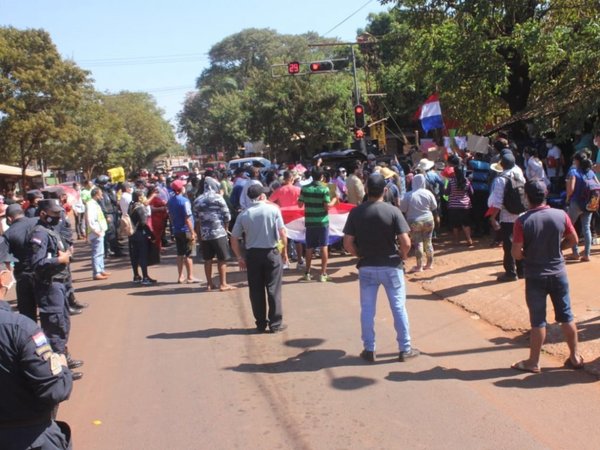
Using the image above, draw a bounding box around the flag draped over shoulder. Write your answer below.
[280,203,355,245]
[415,93,444,133]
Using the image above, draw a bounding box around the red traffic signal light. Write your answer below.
[287,61,301,75]
[354,129,365,140]
[354,104,366,128]
[309,60,334,73]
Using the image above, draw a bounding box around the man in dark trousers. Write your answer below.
[0,238,74,449]
[510,179,583,373]
[3,204,38,321]
[230,184,289,333]
[29,200,83,379]
[343,173,419,363]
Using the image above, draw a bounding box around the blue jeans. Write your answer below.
[568,203,592,257]
[358,266,411,352]
[90,236,105,276]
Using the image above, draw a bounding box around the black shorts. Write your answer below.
[174,232,191,257]
[201,236,230,261]
[305,226,329,249]
[447,209,471,228]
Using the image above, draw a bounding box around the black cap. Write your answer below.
[0,237,18,264]
[26,190,43,200]
[6,204,23,218]
[247,184,270,200]
[38,199,63,213]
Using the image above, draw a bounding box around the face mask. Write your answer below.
[45,216,60,227]
[546,143,553,149]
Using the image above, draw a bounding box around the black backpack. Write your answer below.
[501,174,528,214]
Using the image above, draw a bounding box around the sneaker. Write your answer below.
[141,277,157,285]
[301,273,313,281]
[319,273,331,283]
[399,348,420,362]
[360,349,376,362]
[133,275,142,284]
[282,263,290,270]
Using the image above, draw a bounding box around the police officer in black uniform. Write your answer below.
[29,200,83,380]
[45,188,88,316]
[0,238,74,449]
[3,204,38,321]
[96,175,123,257]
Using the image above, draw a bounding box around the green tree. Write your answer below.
[179,28,357,160]
[103,92,177,171]
[53,89,131,179]
[0,27,89,184]
[374,1,600,133]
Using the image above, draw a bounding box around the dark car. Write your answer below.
[312,149,368,172]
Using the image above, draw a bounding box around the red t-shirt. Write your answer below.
[270,184,301,208]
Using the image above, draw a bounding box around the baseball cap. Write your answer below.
[500,152,516,169]
[6,204,23,218]
[247,184,270,200]
[37,199,63,213]
[204,177,221,193]
[171,179,186,192]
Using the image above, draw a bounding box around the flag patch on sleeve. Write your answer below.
[32,332,48,347]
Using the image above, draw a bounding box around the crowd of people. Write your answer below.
[1,125,599,448]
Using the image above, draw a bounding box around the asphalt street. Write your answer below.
[59,245,600,450]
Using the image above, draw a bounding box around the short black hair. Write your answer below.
[366,173,386,198]
[310,166,323,181]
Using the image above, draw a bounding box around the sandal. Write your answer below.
[564,356,584,370]
[565,254,580,261]
[408,266,423,274]
[511,360,540,374]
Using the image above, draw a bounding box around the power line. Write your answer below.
[75,53,209,67]
[322,0,375,37]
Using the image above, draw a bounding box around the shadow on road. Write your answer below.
[386,365,595,387]
[147,328,257,339]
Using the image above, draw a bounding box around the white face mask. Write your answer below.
[546,143,553,149]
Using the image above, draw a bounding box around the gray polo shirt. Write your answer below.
[232,201,284,249]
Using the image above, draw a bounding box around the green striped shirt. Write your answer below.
[299,182,330,227]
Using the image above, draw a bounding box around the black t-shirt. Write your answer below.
[343,200,410,268]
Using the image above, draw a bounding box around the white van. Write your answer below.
[227,157,271,172]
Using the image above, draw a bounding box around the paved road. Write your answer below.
[61,246,600,450]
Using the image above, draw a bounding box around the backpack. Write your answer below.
[580,175,600,212]
[501,174,528,214]
[118,214,134,238]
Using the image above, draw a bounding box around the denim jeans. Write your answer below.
[568,203,592,257]
[525,274,573,327]
[90,236,105,276]
[358,266,411,352]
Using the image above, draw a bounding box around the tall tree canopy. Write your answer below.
[178,28,358,160]
[0,27,89,181]
[373,0,600,134]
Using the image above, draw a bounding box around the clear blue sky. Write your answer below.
[1,0,390,127]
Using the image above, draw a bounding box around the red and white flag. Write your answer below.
[280,203,355,245]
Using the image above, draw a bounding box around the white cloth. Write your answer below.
[119,192,132,216]
[488,165,525,223]
[526,157,549,186]
[546,145,562,178]
[239,179,262,211]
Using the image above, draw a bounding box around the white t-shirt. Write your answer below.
[546,145,562,178]
[119,191,132,216]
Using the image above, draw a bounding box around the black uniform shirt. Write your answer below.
[3,217,38,274]
[0,301,72,422]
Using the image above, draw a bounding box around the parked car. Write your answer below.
[312,149,367,172]
[227,157,271,172]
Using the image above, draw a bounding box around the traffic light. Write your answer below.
[354,104,366,128]
[309,60,334,73]
[287,61,301,75]
[354,128,365,140]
